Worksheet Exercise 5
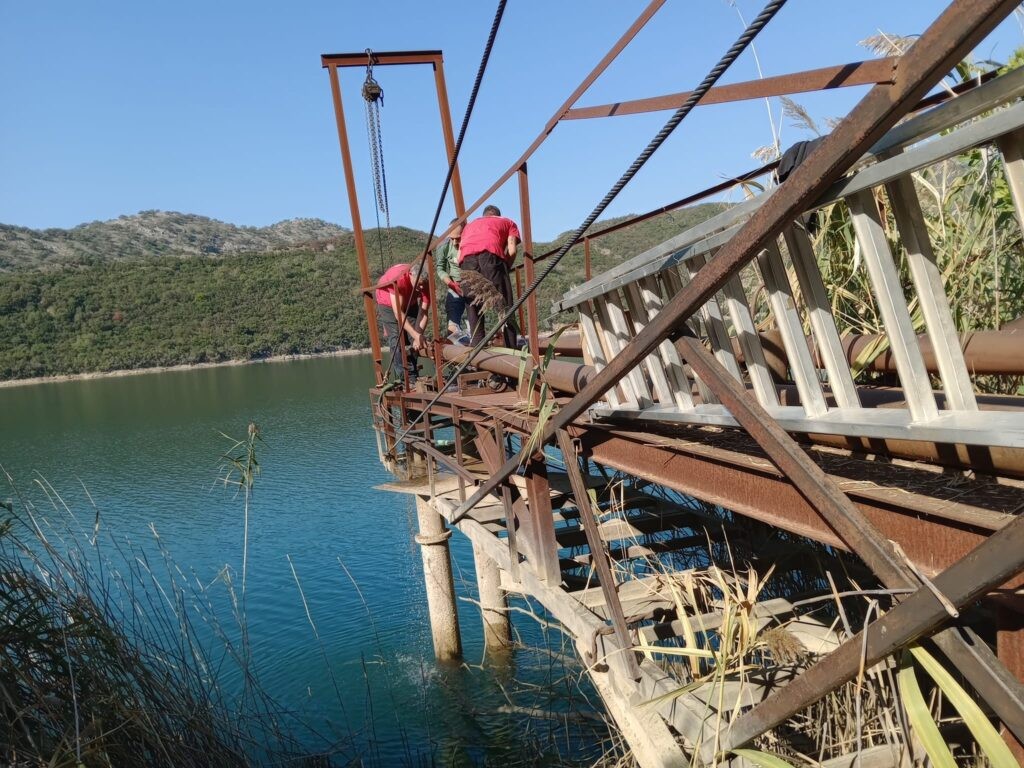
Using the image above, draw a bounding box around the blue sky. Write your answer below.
[2,1,1022,240]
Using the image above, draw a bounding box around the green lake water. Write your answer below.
[0,354,606,766]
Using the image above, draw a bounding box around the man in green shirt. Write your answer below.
[435,218,467,341]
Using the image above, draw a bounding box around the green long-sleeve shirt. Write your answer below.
[435,238,461,296]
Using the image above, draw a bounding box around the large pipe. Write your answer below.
[441,344,1024,477]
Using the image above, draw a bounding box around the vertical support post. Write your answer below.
[493,421,521,583]
[584,237,592,280]
[472,540,512,652]
[518,163,540,361]
[523,455,562,584]
[426,252,442,389]
[556,429,641,680]
[414,495,463,661]
[997,605,1024,763]
[515,266,527,337]
[432,56,466,216]
[326,65,384,384]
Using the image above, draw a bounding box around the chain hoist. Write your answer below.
[362,49,395,271]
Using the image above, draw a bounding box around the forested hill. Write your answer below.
[0,211,351,271]
[0,204,726,381]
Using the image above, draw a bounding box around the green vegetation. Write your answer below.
[0,205,726,381]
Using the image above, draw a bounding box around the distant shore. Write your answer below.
[0,348,372,389]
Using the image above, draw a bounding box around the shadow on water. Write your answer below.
[0,355,618,766]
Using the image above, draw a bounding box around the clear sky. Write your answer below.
[2,1,1022,240]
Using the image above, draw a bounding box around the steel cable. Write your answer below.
[393,0,787,448]
[376,0,506,422]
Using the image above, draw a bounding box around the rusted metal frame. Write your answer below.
[556,429,642,680]
[578,427,1010,581]
[429,0,668,252]
[530,69,992,269]
[327,65,384,384]
[518,163,541,361]
[450,0,1021,523]
[997,606,1024,761]
[703,510,1024,761]
[522,456,562,584]
[514,268,526,336]
[452,404,467,503]
[425,253,443,390]
[677,336,1024,747]
[321,50,443,68]
[533,164,776,264]
[562,58,898,120]
[431,56,466,216]
[493,420,521,582]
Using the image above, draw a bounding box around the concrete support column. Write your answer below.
[414,496,462,661]
[472,540,511,652]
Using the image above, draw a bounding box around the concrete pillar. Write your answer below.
[472,540,511,652]
[414,496,462,661]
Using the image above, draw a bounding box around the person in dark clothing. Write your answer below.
[457,205,520,349]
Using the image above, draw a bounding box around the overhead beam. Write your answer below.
[563,58,897,120]
[321,50,443,68]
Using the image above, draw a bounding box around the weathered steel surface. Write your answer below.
[563,58,897,120]
[704,510,1024,760]
[580,427,1015,582]
[676,337,1024,746]
[556,429,641,680]
[321,50,443,68]
[453,0,1021,523]
[326,66,384,383]
[427,0,668,251]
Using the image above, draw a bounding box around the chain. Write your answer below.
[362,48,397,271]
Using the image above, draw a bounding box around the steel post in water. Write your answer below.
[471,540,511,652]
[414,496,462,661]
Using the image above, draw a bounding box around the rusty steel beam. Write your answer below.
[580,427,1011,582]
[676,337,1024,747]
[705,510,1024,761]
[454,0,1021,523]
[443,344,1024,477]
[519,163,541,361]
[563,58,897,120]
[321,50,443,68]
[532,163,777,263]
[839,326,1024,375]
[428,0,668,251]
[556,429,642,680]
[327,65,384,383]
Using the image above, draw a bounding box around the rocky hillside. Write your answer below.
[0,211,351,271]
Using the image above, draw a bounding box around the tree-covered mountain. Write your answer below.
[0,205,726,381]
[0,211,351,271]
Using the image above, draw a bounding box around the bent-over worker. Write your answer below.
[375,262,431,386]
[457,205,520,349]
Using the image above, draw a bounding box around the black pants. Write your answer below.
[380,307,418,385]
[460,251,517,349]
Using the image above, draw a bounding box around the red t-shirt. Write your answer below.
[375,263,429,309]
[458,216,521,264]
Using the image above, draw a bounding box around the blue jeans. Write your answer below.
[445,290,467,332]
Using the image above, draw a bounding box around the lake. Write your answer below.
[0,355,608,766]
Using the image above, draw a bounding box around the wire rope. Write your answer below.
[393,0,788,449]
[387,0,508,377]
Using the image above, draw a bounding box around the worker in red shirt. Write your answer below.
[457,205,520,349]
[375,262,431,386]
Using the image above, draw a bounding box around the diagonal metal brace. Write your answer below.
[451,0,1022,528]
[675,336,1024,744]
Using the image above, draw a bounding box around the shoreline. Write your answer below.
[0,348,372,389]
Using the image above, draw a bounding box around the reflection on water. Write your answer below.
[0,356,607,765]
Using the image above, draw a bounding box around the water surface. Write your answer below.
[0,355,605,766]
